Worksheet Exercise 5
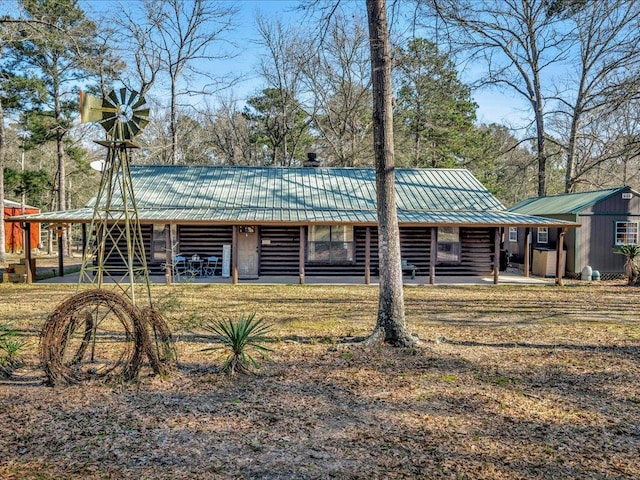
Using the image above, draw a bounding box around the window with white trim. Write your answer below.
[508,227,518,242]
[308,225,355,263]
[437,227,461,263]
[615,221,639,245]
[537,227,548,244]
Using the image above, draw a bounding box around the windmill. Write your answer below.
[39,88,174,385]
[78,88,151,302]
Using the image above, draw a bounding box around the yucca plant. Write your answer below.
[614,244,640,285]
[0,323,26,377]
[201,313,273,374]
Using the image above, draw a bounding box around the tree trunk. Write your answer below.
[564,82,586,193]
[55,87,68,257]
[366,0,414,347]
[0,100,6,263]
[530,41,547,197]
[171,76,178,165]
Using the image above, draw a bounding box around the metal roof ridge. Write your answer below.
[129,165,473,172]
[509,186,631,211]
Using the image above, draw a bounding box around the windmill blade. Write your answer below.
[118,87,129,105]
[131,95,147,110]
[134,117,149,130]
[133,108,150,121]
[101,117,117,135]
[125,90,140,106]
[107,90,120,109]
[123,123,135,140]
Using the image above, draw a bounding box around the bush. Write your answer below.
[614,244,640,285]
[201,313,273,375]
[0,323,26,377]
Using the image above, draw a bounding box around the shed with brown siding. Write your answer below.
[10,166,577,284]
[508,186,640,277]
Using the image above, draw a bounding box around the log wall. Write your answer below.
[103,224,153,271]
[177,225,233,258]
[260,227,299,275]
[102,223,495,278]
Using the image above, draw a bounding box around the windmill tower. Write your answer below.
[78,88,151,305]
[39,88,175,385]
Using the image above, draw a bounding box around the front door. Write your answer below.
[238,226,259,279]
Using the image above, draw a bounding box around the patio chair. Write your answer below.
[172,255,188,280]
[203,256,219,276]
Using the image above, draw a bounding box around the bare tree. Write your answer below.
[301,11,373,166]
[466,123,539,205]
[429,0,573,196]
[137,101,173,164]
[205,97,256,165]
[556,97,640,190]
[110,8,162,98]
[252,16,313,165]
[550,0,640,192]
[301,0,412,345]
[125,0,238,165]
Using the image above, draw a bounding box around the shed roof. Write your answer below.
[11,166,577,227]
[508,187,630,215]
[3,198,40,211]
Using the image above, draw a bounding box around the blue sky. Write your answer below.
[4,0,526,127]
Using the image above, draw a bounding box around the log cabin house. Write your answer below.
[10,165,577,284]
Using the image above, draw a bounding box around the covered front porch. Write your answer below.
[35,267,552,286]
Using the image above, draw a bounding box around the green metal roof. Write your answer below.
[509,187,630,215]
[11,166,578,227]
[16,206,572,227]
[118,166,505,212]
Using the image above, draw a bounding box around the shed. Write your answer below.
[508,186,639,277]
[3,199,40,253]
[10,166,577,284]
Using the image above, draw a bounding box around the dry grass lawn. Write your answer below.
[0,278,639,479]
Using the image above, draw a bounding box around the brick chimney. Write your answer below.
[304,152,320,167]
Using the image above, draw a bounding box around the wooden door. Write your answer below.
[238,226,259,279]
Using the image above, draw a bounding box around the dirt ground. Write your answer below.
[1,253,83,280]
[0,281,638,479]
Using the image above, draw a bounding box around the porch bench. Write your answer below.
[402,262,417,279]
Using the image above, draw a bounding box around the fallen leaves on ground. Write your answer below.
[0,281,638,479]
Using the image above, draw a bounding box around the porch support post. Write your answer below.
[164,224,172,285]
[430,227,437,284]
[556,227,567,286]
[232,225,239,285]
[57,225,64,277]
[24,223,33,283]
[524,227,530,277]
[493,227,500,285]
[299,226,305,284]
[365,226,371,285]
[81,223,87,253]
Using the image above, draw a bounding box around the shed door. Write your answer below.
[238,226,259,279]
